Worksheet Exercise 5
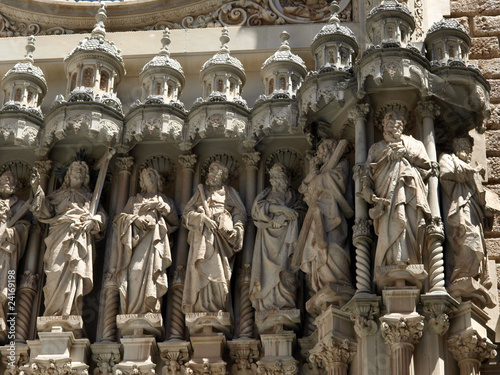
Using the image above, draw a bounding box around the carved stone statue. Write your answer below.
[439,136,496,307]
[0,171,30,323]
[360,111,432,284]
[182,161,246,313]
[250,163,306,311]
[31,161,107,316]
[292,139,354,309]
[113,167,179,314]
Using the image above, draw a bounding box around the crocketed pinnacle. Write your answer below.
[91,3,107,40]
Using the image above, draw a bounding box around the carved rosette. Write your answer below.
[309,335,356,373]
[160,347,190,374]
[381,316,424,350]
[115,157,134,173]
[416,101,440,120]
[178,154,197,170]
[228,340,260,373]
[448,330,497,366]
[92,352,120,375]
[348,104,370,122]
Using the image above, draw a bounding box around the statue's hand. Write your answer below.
[282,207,298,221]
[203,214,217,231]
[30,169,40,192]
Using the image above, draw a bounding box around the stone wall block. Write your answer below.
[489,79,500,103]
[473,15,500,37]
[487,156,500,181]
[486,238,500,260]
[470,58,500,79]
[486,130,500,155]
[451,0,500,16]
[470,37,500,59]
[486,104,500,129]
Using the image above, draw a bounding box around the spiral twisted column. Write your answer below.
[15,271,38,342]
[168,154,196,340]
[348,104,373,295]
[98,156,134,342]
[236,151,260,339]
[417,101,446,293]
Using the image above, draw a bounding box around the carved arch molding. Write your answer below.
[0,0,354,36]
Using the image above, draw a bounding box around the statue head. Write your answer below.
[62,161,90,190]
[452,136,474,163]
[0,171,17,199]
[206,161,229,187]
[269,163,290,193]
[140,167,163,193]
[382,111,406,142]
[317,138,337,162]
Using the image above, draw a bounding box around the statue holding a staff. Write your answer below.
[30,151,112,316]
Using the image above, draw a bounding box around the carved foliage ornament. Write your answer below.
[448,330,497,363]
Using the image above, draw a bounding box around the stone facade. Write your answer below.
[0,1,498,374]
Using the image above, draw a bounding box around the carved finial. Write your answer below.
[92,3,107,39]
[160,27,171,57]
[328,0,341,26]
[279,31,291,52]
[24,36,36,63]
[220,27,230,53]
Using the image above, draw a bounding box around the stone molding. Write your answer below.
[380,315,425,349]
[448,329,497,364]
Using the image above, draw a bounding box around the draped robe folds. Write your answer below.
[182,185,246,313]
[439,153,489,285]
[367,135,432,268]
[31,187,107,316]
[113,193,179,314]
[0,196,29,321]
[293,158,352,293]
[250,187,305,311]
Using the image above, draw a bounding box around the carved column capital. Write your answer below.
[309,334,356,371]
[185,360,227,375]
[257,361,298,375]
[352,218,372,238]
[448,329,497,364]
[343,297,381,339]
[172,266,186,287]
[20,271,38,290]
[228,339,260,372]
[34,160,52,176]
[178,154,197,170]
[381,315,424,349]
[417,101,440,119]
[92,352,121,375]
[426,216,445,240]
[348,103,370,121]
[242,151,261,168]
[238,264,252,285]
[115,156,134,173]
[160,347,190,374]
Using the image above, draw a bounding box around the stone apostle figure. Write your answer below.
[360,111,432,270]
[0,171,30,323]
[292,139,354,298]
[113,167,179,314]
[182,161,246,313]
[250,163,306,311]
[439,136,496,306]
[31,161,107,316]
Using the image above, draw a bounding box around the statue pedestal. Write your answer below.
[375,264,427,291]
[305,283,354,315]
[185,312,231,335]
[255,309,300,334]
[448,278,496,309]
[257,332,298,375]
[114,336,157,374]
[448,301,490,337]
[185,333,227,375]
[116,313,164,338]
[26,320,90,374]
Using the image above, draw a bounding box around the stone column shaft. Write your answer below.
[418,101,446,293]
[457,359,481,375]
[349,104,372,295]
[392,343,415,375]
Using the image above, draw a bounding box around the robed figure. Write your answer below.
[361,111,432,269]
[113,167,179,314]
[250,163,306,311]
[0,172,30,322]
[293,139,354,295]
[31,161,107,316]
[182,161,246,313]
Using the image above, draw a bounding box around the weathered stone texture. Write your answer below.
[486,238,500,260]
[451,0,500,16]
[487,156,500,181]
[473,15,500,37]
[489,79,500,103]
[470,37,500,60]
[486,130,500,155]
[470,58,500,79]
[486,104,500,130]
